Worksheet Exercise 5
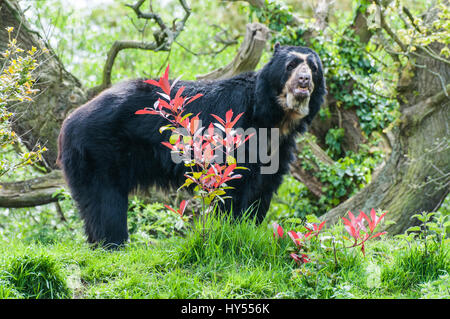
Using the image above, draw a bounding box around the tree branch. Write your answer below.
[101,40,163,89]
[0,170,65,208]
[226,0,265,8]
[196,22,269,80]
[174,24,239,57]
[374,0,408,52]
[92,0,192,94]
[290,134,335,198]
[401,83,450,128]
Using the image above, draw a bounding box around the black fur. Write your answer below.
[57,45,326,247]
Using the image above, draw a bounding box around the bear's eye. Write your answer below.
[307,57,318,72]
[286,61,297,71]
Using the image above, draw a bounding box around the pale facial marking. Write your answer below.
[281,52,314,116]
[286,93,310,116]
[289,52,309,60]
[276,51,318,136]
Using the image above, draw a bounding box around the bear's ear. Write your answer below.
[273,42,281,54]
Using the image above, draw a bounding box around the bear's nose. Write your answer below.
[298,73,311,88]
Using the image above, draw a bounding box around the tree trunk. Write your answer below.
[290,133,334,198]
[321,34,450,234]
[0,0,88,169]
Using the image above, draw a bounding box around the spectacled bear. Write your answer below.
[57,43,326,248]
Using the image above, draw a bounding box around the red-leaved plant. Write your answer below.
[273,209,387,267]
[273,221,326,266]
[342,208,387,256]
[136,65,252,234]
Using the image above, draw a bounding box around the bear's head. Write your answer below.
[254,43,326,132]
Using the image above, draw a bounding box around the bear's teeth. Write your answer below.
[294,87,309,94]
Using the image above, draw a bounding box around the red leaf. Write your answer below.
[225,109,233,123]
[288,230,302,248]
[290,253,302,265]
[348,211,356,224]
[375,211,387,228]
[161,141,175,150]
[342,216,352,227]
[178,200,188,216]
[158,98,172,110]
[174,86,185,100]
[222,163,237,179]
[143,79,160,87]
[318,221,326,231]
[229,112,244,128]
[164,204,177,215]
[301,254,311,263]
[185,93,203,106]
[135,109,158,115]
[163,64,170,82]
[210,113,225,126]
[359,210,373,232]
[272,222,284,238]
[369,231,387,240]
[370,208,377,223]
[160,65,171,96]
[144,65,171,96]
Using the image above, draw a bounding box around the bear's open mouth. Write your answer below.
[293,85,311,99]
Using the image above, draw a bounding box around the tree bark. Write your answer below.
[290,133,335,198]
[0,170,177,208]
[321,7,450,234]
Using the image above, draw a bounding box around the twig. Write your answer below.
[374,0,407,52]
[402,6,421,33]
[99,0,192,90]
[55,201,67,222]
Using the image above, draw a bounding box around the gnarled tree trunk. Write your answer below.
[321,39,450,233]
[1,0,88,169]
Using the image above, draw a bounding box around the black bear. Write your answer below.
[57,43,326,247]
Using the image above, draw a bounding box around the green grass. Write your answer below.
[0,205,448,299]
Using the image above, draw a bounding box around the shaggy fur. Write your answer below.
[57,44,326,247]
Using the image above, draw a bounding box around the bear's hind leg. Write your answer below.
[77,184,129,249]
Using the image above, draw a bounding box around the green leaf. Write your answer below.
[306,214,320,224]
[226,155,236,164]
[183,135,192,144]
[406,226,421,233]
[169,133,180,144]
[159,124,175,134]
